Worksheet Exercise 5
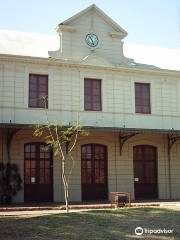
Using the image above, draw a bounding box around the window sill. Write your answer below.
[28,107,48,110]
[84,110,102,112]
[135,112,151,115]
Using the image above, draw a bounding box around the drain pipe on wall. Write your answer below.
[167,134,172,200]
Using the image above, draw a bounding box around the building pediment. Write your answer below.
[49,4,131,65]
[57,4,127,38]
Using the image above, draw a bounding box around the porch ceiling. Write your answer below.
[0,123,33,129]
[85,126,180,135]
[1,123,180,134]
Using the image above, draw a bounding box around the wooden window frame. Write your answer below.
[135,82,151,114]
[24,142,53,185]
[29,74,48,109]
[133,145,158,199]
[81,144,107,185]
[84,78,102,111]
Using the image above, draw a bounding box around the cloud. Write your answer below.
[124,43,180,70]
[0,29,180,71]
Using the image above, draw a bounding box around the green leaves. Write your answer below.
[33,104,86,212]
[34,124,43,137]
[0,163,22,197]
[33,120,85,157]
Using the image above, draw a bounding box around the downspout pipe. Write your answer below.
[167,134,172,200]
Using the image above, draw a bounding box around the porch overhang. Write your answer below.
[84,126,180,134]
[1,123,180,134]
[0,123,34,129]
[1,123,180,155]
[84,126,180,159]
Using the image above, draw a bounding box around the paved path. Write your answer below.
[1,201,180,217]
[0,208,113,217]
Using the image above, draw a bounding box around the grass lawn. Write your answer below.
[0,207,179,240]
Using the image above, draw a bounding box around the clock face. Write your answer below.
[85,33,99,47]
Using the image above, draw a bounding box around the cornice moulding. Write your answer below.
[0,54,180,78]
[56,25,76,33]
[109,32,125,38]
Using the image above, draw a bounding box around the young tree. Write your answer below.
[34,109,84,213]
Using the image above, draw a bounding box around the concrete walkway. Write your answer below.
[0,200,180,214]
[0,208,95,217]
[0,203,112,212]
[132,201,180,207]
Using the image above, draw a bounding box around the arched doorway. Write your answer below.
[133,145,158,199]
[81,144,108,201]
[24,143,53,202]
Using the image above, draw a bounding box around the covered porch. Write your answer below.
[0,123,180,203]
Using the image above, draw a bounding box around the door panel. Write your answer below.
[24,143,53,202]
[133,145,157,199]
[81,144,108,201]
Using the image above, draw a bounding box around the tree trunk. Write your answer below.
[62,160,69,213]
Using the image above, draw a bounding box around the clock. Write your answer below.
[85,33,99,47]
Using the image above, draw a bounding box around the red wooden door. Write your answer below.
[133,145,157,199]
[24,143,53,202]
[81,144,108,201]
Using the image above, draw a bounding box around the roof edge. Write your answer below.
[59,4,127,37]
[1,123,180,134]
[0,53,180,77]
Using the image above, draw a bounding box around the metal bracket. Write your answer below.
[168,131,180,152]
[119,132,139,155]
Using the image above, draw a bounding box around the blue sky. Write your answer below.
[0,0,180,48]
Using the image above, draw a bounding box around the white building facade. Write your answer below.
[0,5,180,203]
